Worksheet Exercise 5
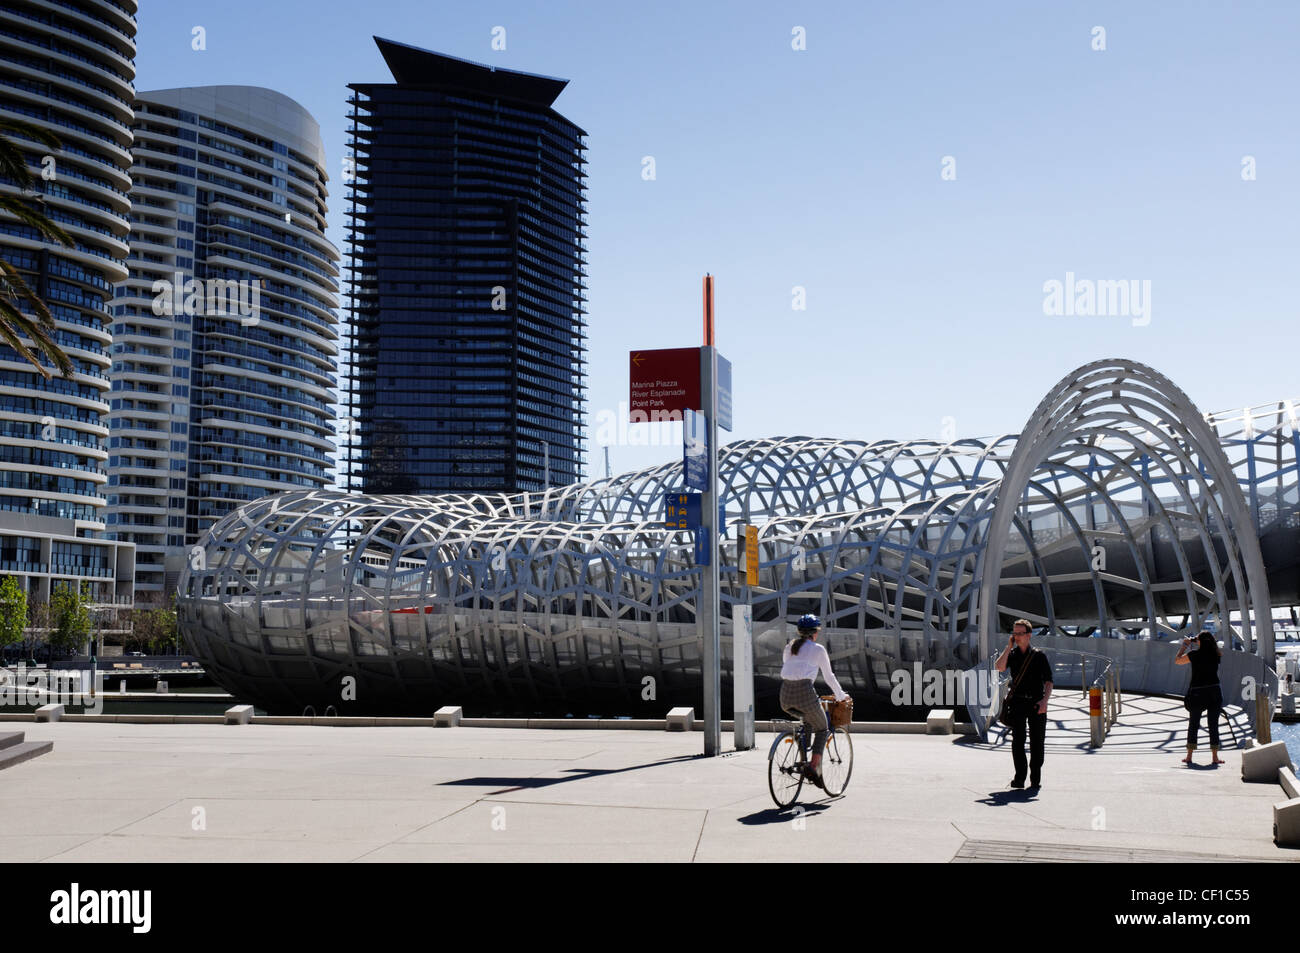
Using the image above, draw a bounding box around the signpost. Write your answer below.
[629,275,732,757]
[733,603,754,749]
[735,520,758,751]
[699,277,721,757]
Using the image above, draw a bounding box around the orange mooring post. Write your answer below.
[703,274,715,346]
[1089,685,1104,747]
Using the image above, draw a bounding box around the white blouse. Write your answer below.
[780,639,848,700]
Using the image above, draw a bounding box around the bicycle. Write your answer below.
[767,696,853,808]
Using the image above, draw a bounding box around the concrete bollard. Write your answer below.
[1274,797,1300,846]
[34,704,64,723]
[156,680,168,694]
[925,709,955,734]
[666,707,695,731]
[1242,740,1293,782]
[1280,767,1300,800]
[433,706,462,727]
[224,705,254,725]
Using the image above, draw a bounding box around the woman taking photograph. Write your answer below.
[1175,631,1225,765]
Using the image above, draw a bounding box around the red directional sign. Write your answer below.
[629,347,701,422]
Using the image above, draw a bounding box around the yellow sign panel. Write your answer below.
[745,525,759,586]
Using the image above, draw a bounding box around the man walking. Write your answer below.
[994,619,1053,789]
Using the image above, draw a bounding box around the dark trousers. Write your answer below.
[1185,686,1222,750]
[1007,700,1046,782]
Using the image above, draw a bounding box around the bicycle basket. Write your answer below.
[821,695,853,728]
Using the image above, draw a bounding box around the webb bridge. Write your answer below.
[177,360,1297,726]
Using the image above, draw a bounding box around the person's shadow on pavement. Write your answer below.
[976,789,1039,806]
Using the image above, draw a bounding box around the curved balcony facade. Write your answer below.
[0,0,137,607]
[107,85,339,596]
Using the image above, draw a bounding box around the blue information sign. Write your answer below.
[684,409,708,490]
[663,492,702,530]
[694,532,710,566]
[665,494,725,569]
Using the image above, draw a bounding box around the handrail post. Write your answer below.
[1105,670,1111,730]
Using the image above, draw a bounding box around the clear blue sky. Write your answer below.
[137,0,1300,478]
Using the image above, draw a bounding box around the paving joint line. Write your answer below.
[690,810,708,863]
[352,797,487,861]
[39,795,186,861]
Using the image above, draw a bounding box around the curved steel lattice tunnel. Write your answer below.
[177,360,1289,715]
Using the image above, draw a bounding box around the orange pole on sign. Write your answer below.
[703,274,714,346]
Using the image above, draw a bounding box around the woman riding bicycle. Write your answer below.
[779,614,849,787]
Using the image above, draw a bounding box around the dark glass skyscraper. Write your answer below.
[344,38,587,494]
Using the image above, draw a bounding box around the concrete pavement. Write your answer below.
[1,712,1293,862]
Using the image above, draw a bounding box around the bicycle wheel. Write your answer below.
[768,730,804,808]
[820,726,853,796]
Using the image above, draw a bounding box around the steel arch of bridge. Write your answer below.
[972,359,1273,661]
[177,360,1284,715]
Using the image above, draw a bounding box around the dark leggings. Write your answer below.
[1186,685,1222,750]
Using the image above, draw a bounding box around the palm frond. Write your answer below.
[0,195,75,247]
[0,260,74,378]
[0,301,50,378]
[0,305,74,379]
[0,137,30,187]
[0,123,77,379]
[0,120,62,190]
[0,118,64,151]
[0,257,49,320]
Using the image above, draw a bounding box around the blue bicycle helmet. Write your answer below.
[796,613,822,633]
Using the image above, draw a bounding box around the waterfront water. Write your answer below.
[1272,720,1300,764]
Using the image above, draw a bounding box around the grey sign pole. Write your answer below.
[700,344,721,757]
[734,497,754,750]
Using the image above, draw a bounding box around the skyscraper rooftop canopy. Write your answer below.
[371,37,570,107]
